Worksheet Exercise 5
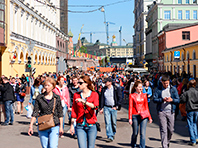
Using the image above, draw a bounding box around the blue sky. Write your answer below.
[68,0,134,45]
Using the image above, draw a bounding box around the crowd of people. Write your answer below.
[0,69,197,148]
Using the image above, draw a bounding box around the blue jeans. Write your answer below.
[131,115,148,148]
[104,106,117,140]
[76,124,97,148]
[4,100,14,124]
[38,126,60,148]
[62,105,68,130]
[187,111,198,143]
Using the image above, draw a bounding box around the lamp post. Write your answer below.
[100,7,108,45]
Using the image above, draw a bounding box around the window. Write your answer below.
[167,55,169,62]
[182,31,190,40]
[178,0,182,4]
[186,10,190,19]
[193,0,197,4]
[187,51,189,59]
[186,0,190,4]
[178,10,182,19]
[170,54,172,61]
[193,50,196,59]
[164,11,171,19]
[182,52,184,60]
[193,10,197,19]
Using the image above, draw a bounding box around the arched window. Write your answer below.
[57,41,59,47]
[193,50,196,59]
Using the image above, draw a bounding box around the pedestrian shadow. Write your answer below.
[21,132,39,137]
[117,118,128,123]
[16,121,30,125]
[117,143,155,148]
[63,133,74,138]
[96,136,107,142]
[149,137,189,146]
[96,144,122,148]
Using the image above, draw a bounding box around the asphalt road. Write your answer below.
[0,95,195,148]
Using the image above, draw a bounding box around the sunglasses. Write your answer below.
[78,82,84,85]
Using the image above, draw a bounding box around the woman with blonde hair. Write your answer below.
[28,78,63,148]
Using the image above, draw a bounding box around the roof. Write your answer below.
[68,29,73,37]
[163,22,198,32]
[163,40,198,53]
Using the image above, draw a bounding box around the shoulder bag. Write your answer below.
[38,98,56,131]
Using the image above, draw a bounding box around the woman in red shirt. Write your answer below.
[70,75,99,148]
[129,80,152,148]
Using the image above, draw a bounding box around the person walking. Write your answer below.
[70,75,99,148]
[142,80,152,107]
[153,75,180,148]
[0,77,6,124]
[0,77,16,126]
[15,78,26,114]
[28,78,63,148]
[28,77,43,106]
[180,79,198,146]
[99,77,122,142]
[53,76,71,138]
[129,80,152,148]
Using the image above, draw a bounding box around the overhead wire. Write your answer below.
[34,0,132,13]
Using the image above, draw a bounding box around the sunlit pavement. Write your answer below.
[0,96,194,148]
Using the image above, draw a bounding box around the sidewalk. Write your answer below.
[0,96,194,148]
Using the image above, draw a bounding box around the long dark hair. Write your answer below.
[131,80,142,94]
[33,77,41,87]
[80,75,95,92]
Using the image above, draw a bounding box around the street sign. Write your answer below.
[127,62,129,65]
[143,59,146,64]
[174,51,180,59]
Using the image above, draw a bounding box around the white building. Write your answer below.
[2,0,69,76]
[133,0,153,67]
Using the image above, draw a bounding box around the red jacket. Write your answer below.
[129,93,152,120]
[71,91,99,124]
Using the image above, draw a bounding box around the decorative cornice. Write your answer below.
[31,15,34,22]
[12,0,69,41]
[15,5,19,13]
[21,8,25,17]
[26,12,30,20]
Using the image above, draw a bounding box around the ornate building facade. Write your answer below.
[1,0,68,76]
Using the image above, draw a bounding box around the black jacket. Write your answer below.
[180,87,198,112]
[15,83,26,93]
[68,84,79,107]
[100,85,122,110]
[32,92,63,125]
[0,82,16,102]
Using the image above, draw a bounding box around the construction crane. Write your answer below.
[119,26,122,46]
[82,31,117,43]
[105,21,115,45]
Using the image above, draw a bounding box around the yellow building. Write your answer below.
[0,0,68,77]
[163,40,198,78]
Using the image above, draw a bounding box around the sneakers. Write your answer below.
[189,142,196,146]
[9,123,13,125]
[106,138,113,143]
[1,122,8,126]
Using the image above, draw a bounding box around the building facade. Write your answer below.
[146,0,198,70]
[1,0,68,77]
[158,23,198,71]
[133,0,153,67]
[163,40,198,78]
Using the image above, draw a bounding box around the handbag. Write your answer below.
[96,122,101,132]
[20,93,26,97]
[38,98,56,131]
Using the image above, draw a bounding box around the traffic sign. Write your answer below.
[143,60,146,64]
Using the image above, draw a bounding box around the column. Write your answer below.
[10,2,13,32]
[173,7,175,19]
[160,7,162,19]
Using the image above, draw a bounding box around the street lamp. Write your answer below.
[100,6,108,45]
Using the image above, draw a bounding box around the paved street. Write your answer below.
[0,96,195,148]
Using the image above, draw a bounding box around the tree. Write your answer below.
[79,46,87,53]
